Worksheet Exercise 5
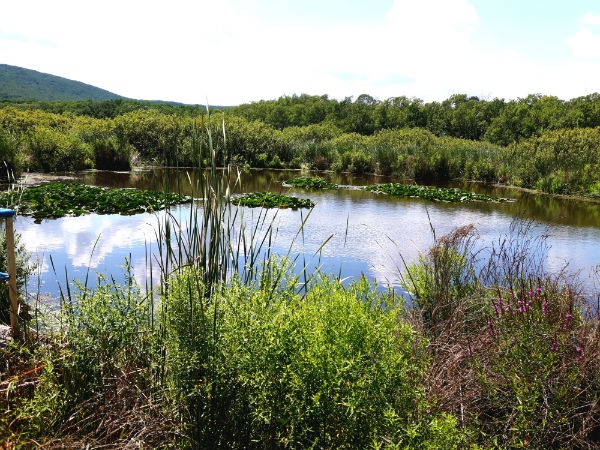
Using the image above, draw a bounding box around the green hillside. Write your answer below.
[0,64,123,102]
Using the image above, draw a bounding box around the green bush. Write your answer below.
[18,273,156,439]
[0,127,22,176]
[504,127,600,195]
[27,126,94,171]
[403,224,481,333]
[163,269,462,448]
[404,223,600,449]
[90,136,132,170]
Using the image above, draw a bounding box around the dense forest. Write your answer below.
[1,92,600,197]
[0,64,122,102]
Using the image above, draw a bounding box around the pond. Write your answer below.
[9,168,600,304]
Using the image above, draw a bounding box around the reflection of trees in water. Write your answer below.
[517,192,600,228]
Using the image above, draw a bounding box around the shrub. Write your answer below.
[162,269,463,448]
[26,126,94,171]
[16,273,163,443]
[405,222,600,449]
[467,281,598,448]
[403,224,481,333]
[91,136,132,170]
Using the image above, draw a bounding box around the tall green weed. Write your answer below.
[162,268,465,448]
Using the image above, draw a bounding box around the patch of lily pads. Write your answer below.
[233,192,315,209]
[284,176,337,190]
[0,183,192,218]
[364,183,504,203]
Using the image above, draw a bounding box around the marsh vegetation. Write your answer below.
[2,92,600,197]
[1,97,600,448]
[0,182,192,218]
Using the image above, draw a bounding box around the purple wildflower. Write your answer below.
[542,301,549,316]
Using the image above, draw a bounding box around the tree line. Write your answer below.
[5,92,600,145]
[1,92,600,197]
[230,92,600,145]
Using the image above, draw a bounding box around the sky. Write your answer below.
[2,0,600,105]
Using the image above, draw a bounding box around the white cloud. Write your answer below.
[582,12,600,25]
[565,11,600,61]
[567,28,600,59]
[2,0,600,104]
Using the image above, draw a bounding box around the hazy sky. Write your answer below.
[2,0,600,105]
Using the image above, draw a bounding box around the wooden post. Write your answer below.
[0,209,18,339]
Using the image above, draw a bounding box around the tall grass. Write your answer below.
[404,220,600,448]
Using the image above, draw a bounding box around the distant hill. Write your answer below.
[0,64,123,102]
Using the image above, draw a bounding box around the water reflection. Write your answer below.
[12,169,600,301]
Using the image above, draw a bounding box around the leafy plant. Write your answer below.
[163,270,462,448]
[365,182,503,203]
[284,176,337,190]
[0,183,192,218]
[233,191,315,209]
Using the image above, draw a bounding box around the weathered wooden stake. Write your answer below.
[0,209,19,339]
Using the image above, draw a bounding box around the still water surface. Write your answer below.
[12,168,600,302]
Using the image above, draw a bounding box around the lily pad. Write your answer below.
[364,183,504,203]
[284,176,337,190]
[233,192,314,209]
[0,183,192,218]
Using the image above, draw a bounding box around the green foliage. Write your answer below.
[3,212,599,447]
[18,273,157,440]
[230,92,600,145]
[402,225,481,332]
[163,270,456,448]
[5,97,600,197]
[233,191,315,209]
[113,109,196,165]
[0,127,22,175]
[465,281,598,448]
[503,127,600,195]
[365,183,501,203]
[404,223,600,449]
[0,183,191,218]
[285,176,337,190]
[90,135,132,170]
[27,126,94,171]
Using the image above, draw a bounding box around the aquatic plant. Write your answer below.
[233,191,315,209]
[404,222,600,449]
[365,182,503,202]
[284,176,337,190]
[0,182,192,218]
